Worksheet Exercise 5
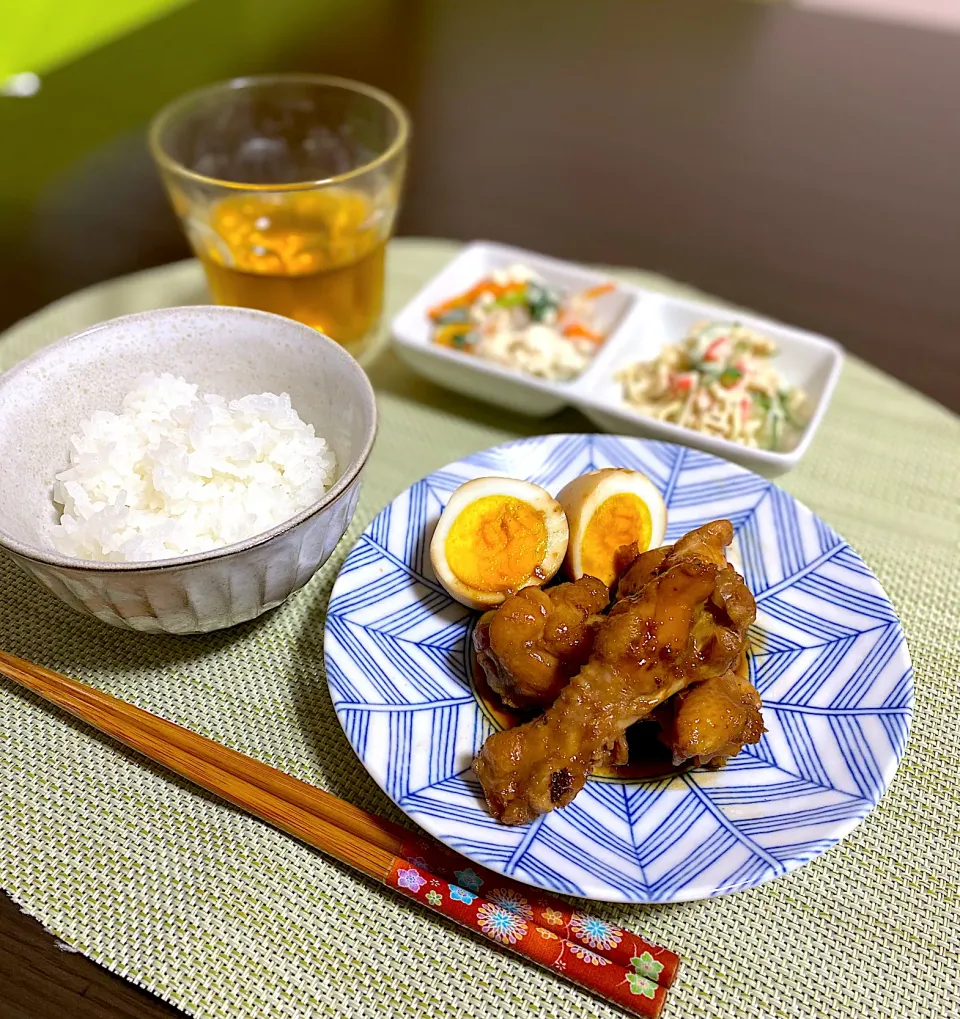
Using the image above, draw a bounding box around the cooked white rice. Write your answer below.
[51,373,336,562]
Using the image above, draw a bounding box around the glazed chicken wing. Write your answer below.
[615,519,734,600]
[655,663,764,767]
[474,520,756,824]
[613,543,669,601]
[473,576,609,709]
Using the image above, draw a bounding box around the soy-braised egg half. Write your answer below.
[430,477,569,609]
[556,467,667,586]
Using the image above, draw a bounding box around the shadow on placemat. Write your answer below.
[0,545,409,834]
[289,578,416,825]
[0,556,244,670]
[364,344,593,439]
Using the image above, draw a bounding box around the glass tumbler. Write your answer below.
[149,75,409,351]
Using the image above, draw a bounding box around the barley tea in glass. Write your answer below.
[150,75,409,351]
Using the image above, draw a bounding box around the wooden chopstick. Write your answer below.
[0,650,679,1013]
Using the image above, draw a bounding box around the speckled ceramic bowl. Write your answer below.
[0,306,377,634]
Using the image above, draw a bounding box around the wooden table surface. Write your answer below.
[2,2,958,1017]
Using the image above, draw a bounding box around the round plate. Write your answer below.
[324,435,912,902]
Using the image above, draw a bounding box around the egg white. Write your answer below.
[555,468,667,582]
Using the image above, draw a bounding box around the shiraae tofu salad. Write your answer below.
[428,264,618,382]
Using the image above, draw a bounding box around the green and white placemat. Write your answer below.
[1,239,958,1019]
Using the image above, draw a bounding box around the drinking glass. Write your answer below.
[149,75,409,351]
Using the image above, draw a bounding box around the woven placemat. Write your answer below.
[1,239,957,1019]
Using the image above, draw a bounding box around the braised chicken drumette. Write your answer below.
[472,575,609,709]
[654,662,764,767]
[617,530,765,769]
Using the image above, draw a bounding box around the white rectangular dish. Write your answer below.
[391,241,844,476]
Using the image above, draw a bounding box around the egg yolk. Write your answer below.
[444,495,548,593]
[580,492,652,585]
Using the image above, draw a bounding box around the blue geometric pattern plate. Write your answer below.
[325,435,912,902]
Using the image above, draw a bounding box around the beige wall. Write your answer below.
[799,0,960,31]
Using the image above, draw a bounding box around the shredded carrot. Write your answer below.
[562,322,604,343]
[428,280,524,319]
[579,282,617,300]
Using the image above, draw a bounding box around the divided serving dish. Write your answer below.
[391,241,844,476]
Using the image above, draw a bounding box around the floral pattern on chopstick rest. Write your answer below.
[386,859,668,1018]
